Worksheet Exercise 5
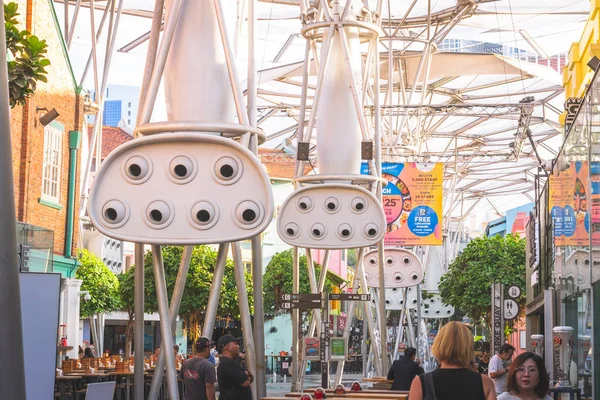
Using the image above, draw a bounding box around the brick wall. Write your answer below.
[10,0,84,257]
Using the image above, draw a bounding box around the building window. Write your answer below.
[103,100,122,127]
[128,102,131,108]
[128,119,131,125]
[41,124,63,203]
[127,111,131,116]
[243,262,252,274]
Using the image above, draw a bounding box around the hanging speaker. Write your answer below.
[88,133,274,245]
[363,248,424,288]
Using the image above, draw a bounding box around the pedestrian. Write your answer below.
[387,347,424,390]
[181,337,217,400]
[479,352,490,375]
[83,347,94,359]
[217,334,253,400]
[408,321,496,400]
[174,344,184,361]
[498,352,551,400]
[489,344,516,396]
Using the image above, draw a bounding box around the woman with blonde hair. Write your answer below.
[409,321,496,400]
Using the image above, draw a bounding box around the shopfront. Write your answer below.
[527,68,600,399]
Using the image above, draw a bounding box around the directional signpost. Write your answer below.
[280,293,323,310]
[281,292,372,388]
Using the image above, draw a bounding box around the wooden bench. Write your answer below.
[285,393,408,400]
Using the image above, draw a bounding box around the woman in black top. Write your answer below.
[408,322,497,400]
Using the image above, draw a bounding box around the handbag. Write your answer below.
[422,372,438,400]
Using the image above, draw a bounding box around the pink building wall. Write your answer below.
[313,249,348,279]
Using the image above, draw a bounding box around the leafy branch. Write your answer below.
[5,2,50,108]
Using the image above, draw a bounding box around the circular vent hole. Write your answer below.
[243,209,257,222]
[174,164,188,177]
[342,229,350,236]
[368,229,376,236]
[197,210,211,222]
[313,229,321,236]
[220,164,234,178]
[105,208,118,221]
[129,164,142,177]
[150,210,163,222]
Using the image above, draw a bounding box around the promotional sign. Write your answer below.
[361,162,443,246]
[305,337,320,360]
[330,337,347,361]
[549,161,600,247]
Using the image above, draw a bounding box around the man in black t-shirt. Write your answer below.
[217,334,252,400]
[387,347,424,390]
[181,337,217,400]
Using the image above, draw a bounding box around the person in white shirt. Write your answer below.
[498,352,552,400]
[489,343,515,396]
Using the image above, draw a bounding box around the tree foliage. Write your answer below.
[263,249,335,312]
[76,249,121,318]
[119,246,253,342]
[4,3,50,107]
[438,234,526,327]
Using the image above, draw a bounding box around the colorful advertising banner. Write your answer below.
[549,161,600,247]
[361,162,443,246]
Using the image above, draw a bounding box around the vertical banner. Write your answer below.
[491,283,504,355]
[549,161,593,247]
[362,162,443,245]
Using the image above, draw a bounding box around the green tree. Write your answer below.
[438,234,526,328]
[117,271,135,359]
[346,249,356,268]
[76,249,121,355]
[4,2,50,107]
[119,246,253,345]
[77,249,121,318]
[263,249,335,312]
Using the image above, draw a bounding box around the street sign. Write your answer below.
[281,293,322,301]
[491,283,504,355]
[281,301,322,310]
[503,299,519,320]
[329,293,371,301]
[507,286,521,299]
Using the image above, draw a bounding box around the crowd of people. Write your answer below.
[179,334,252,400]
[386,322,552,400]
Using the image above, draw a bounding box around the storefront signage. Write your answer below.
[491,283,504,355]
[564,97,583,133]
[361,162,443,246]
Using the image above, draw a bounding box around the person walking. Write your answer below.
[408,321,496,400]
[489,344,516,396]
[498,352,552,400]
[180,337,217,400]
[217,334,253,400]
[387,347,424,390]
[479,352,490,375]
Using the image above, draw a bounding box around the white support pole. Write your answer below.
[139,0,185,125]
[212,0,251,147]
[203,243,230,335]
[291,247,300,392]
[359,271,382,376]
[232,242,258,400]
[134,243,145,400]
[151,245,179,400]
[334,248,364,385]
[148,246,193,400]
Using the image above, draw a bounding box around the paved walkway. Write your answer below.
[265,373,368,397]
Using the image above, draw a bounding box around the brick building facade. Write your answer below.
[10,0,84,277]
